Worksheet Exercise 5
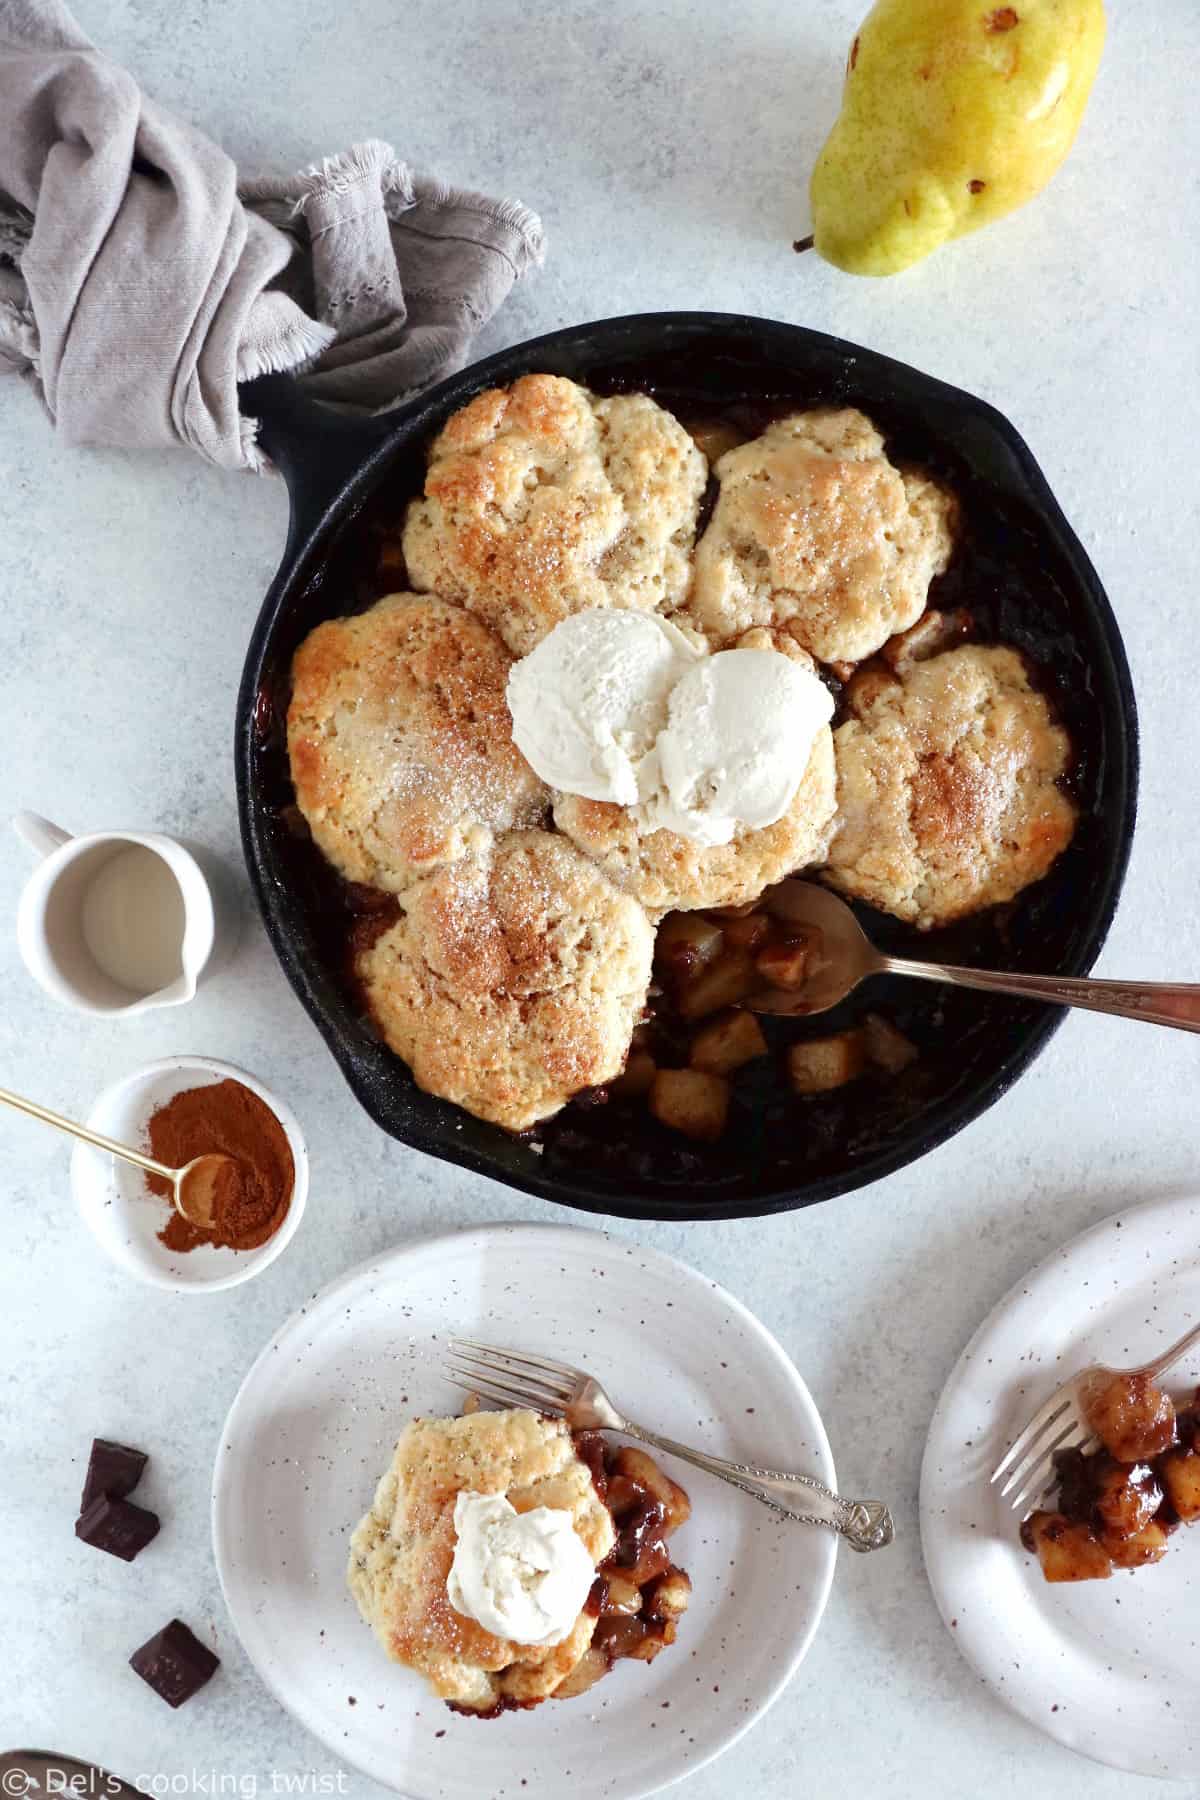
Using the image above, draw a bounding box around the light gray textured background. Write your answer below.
[2,2,1198,1796]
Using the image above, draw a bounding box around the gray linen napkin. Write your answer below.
[0,0,543,469]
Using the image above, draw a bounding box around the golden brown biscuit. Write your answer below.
[287,593,547,893]
[356,830,655,1130]
[684,407,955,665]
[348,1410,614,1712]
[825,644,1077,929]
[402,375,706,657]
[554,729,835,915]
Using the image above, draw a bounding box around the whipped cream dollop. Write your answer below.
[446,1490,596,1646]
[506,609,833,845]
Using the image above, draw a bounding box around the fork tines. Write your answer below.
[447,1337,577,1417]
[989,1396,1099,1515]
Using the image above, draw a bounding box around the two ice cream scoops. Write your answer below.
[506,609,833,848]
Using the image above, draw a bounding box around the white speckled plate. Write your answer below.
[212,1223,836,1799]
[920,1192,1200,1778]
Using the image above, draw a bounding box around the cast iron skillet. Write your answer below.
[236,311,1137,1222]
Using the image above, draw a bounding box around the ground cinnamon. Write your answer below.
[147,1078,294,1253]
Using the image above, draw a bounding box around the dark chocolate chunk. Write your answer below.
[81,1438,148,1511]
[130,1619,219,1708]
[75,1493,160,1561]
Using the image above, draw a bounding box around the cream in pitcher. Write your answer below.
[13,811,234,1014]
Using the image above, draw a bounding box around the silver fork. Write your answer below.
[447,1337,894,1553]
[990,1317,1200,1516]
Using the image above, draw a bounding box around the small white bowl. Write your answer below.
[71,1056,308,1291]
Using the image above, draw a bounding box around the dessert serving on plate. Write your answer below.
[348,1406,690,1714]
[214,1221,840,1794]
[280,369,1083,1148]
[1023,1371,1200,1583]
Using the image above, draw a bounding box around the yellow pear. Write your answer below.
[810,0,1106,276]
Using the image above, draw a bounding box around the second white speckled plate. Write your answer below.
[921,1192,1200,1778]
[212,1223,836,1800]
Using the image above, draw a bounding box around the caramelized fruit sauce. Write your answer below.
[250,354,1123,1198]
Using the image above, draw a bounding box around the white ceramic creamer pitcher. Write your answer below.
[13,812,234,1016]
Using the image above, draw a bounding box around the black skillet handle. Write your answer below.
[239,372,400,547]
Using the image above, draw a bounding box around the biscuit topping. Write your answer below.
[683,407,955,665]
[285,379,1081,1140]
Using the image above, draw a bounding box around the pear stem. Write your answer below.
[792,235,815,254]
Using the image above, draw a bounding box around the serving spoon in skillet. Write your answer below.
[744,882,1200,1032]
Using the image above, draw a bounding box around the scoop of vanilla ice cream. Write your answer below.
[506,609,701,805]
[446,1490,596,1647]
[645,650,835,847]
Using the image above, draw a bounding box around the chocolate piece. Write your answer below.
[81,1438,149,1511]
[130,1619,219,1708]
[75,1494,160,1561]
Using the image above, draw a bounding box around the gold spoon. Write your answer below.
[744,881,1200,1031]
[0,1082,235,1228]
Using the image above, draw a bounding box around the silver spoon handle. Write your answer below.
[882,959,1200,1033]
[0,1083,175,1179]
[617,1419,894,1552]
